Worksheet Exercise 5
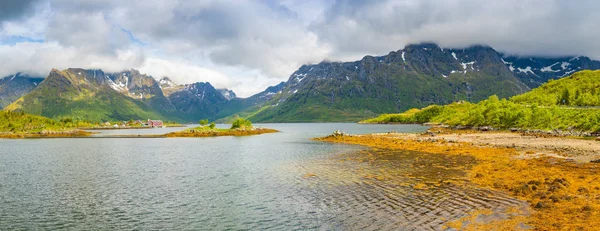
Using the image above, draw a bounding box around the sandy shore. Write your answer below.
[380,129,600,163]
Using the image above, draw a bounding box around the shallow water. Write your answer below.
[0,123,525,230]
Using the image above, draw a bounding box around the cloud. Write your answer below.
[0,0,42,22]
[1,0,600,97]
[311,0,600,60]
[0,41,145,78]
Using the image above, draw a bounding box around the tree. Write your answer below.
[199,119,209,126]
[559,88,570,105]
[209,122,216,129]
[231,118,252,129]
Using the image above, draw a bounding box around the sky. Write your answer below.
[1,0,599,97]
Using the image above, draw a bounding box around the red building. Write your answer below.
[147,119,164,128]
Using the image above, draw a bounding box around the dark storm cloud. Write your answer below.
[0,0,41,22]
[311,0,600,60]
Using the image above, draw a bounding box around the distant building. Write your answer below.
[147,119,165,128]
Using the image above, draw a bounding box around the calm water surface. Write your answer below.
[0,124,525,230]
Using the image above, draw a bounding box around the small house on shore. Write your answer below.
[147,119,165,128]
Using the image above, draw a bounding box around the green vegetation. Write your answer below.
[231,118,252,129]
[511,70,600,106]
[0,110,91,133]
[166,119,277,137]
[199,119,209,126]
[363,70,600,132]
[361,105,443,124]
[233,45,528,122]
[5,69,170,122]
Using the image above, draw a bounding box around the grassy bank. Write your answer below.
[314,132,600,230]
[363,70,600,134]
[363,96,600,133]
[0,130,92,138]
[0,110,92,138]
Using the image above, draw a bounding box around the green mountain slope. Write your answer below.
[510,70,600,106]
[245,43,529,122]
[364,70,600,133]
[6,68,166,122]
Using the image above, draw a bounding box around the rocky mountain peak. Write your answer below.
[159,77,177,88]
[217,88,237,100]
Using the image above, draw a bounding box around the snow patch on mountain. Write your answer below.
[516,66,539,77]
[461,61,476,71]
[293,73,307,83]
[541,62,560,72]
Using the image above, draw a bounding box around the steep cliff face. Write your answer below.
[0,73,43,109]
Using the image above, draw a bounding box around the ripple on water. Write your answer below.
[292,148,529,230]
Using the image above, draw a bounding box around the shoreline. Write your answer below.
[313,128,600,230]
[165,128,279,137]
[0,130,93,138]
[80,125,186,130]
[0,129,279,139]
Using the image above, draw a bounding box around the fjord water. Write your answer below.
[0,124,524,230]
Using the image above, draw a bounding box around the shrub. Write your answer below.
[209,122,216,129]
[231,118,252,129]
[199,119,209,126]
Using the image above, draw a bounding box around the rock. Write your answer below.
[590,159,600,163]
[332,130,345,137]
[534,202,547,209]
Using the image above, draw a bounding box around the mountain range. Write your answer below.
[1,43,599,122]
[239,43,600,122]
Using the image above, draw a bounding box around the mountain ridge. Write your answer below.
[4,43,600,123]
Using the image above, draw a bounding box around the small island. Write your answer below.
[165,118,278,137]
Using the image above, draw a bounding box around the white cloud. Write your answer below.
[2,0,600,97]
[0,41,145,77]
